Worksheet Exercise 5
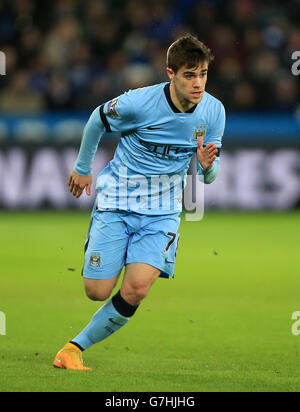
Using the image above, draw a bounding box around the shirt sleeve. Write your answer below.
[204,102,226,148]
[197,157,220,184]
[196,102,225,184]
[73,90,137,176]
[100,91,137,133]
[74,107,105,176]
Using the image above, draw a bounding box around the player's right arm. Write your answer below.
[68,107,105,198]
[68,170,93,199]
[69,92,136,198]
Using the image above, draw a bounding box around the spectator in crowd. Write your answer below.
[0,70,46,112]
[0,0,299,113]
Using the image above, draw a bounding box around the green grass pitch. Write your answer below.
[0,210,299,392]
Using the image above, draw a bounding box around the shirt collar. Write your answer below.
[164,83,198,114]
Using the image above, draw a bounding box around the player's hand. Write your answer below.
[68,170,92,199]
[197,136,218,170]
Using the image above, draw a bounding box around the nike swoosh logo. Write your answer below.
[147,126,162,130]
[109,318,124,327]
[55,358,62,363]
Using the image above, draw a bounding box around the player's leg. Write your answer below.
[125,213,181,283]
[53,212,180,370]
[120,262,161,306]
[83,276,121,301]
[53,210,129,370]
[117,212,180,306]
[54,274,122,371]
[66,264,159,360]
[55,215,172,368]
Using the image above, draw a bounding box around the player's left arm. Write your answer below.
[197,102,225,184]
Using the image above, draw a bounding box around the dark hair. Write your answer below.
[167,34,214,73]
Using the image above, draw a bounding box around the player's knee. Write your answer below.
[84,276,120,302]
[133,288,148,302]
[123,282,150,304]
[84,286,112,302]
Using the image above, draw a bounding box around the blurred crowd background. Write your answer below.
[0,0,299,114]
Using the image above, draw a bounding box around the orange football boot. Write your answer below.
[53,342,91,370]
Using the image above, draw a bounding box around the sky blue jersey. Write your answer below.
[74,82,226,215]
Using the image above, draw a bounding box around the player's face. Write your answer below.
[167,62,208,109]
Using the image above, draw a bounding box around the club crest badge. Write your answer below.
[90,252,101,267]
[193,125,207,139]
[106,99,120,118]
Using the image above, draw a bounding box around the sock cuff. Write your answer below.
[111,290,139,318]
[69,340,85,352]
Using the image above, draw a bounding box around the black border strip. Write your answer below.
[112,291,139,318]
[99,104,112,133]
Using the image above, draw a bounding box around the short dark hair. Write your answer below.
[167,34,214,73]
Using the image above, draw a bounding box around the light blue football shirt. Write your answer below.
[75,82,225,215]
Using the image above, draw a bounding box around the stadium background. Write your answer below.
[0,0,299,210]
[0,0,300,393]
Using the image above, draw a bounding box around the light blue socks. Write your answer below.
[71,291,139,351]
